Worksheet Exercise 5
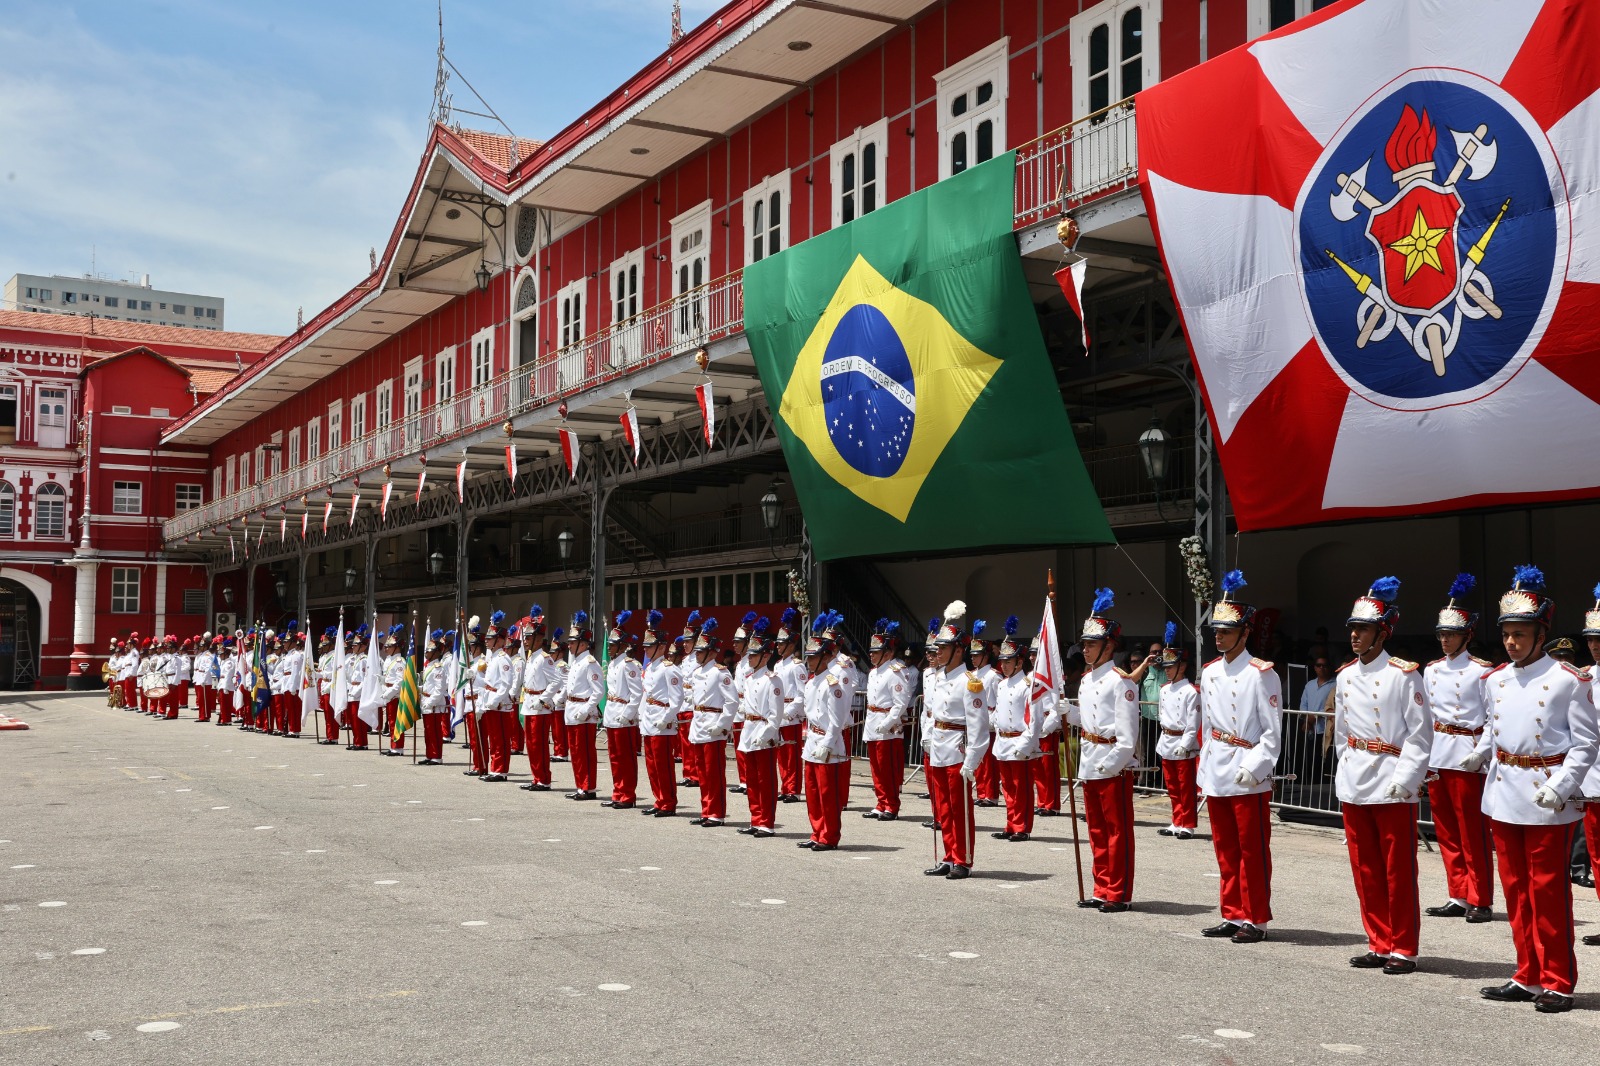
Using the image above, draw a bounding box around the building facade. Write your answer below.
[5,272,226,331]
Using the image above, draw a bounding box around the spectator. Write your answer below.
[1130,641,1163,769]
[1297,654,1337,784]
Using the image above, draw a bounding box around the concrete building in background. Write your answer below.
[4,272,226,331]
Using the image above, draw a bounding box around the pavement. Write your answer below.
[4,696,1600,1064]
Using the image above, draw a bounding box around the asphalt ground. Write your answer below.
[4,696,1599,1064]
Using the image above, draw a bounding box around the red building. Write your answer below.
[0,310,278,687]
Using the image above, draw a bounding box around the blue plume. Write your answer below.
[1222,570,1246,595]
[972,619,987,638]
[741,611,758,626]
[1004,615,1019,636]
[490,610,506,626]
[1513,564,1546,591]
[812,615,827,635]
[1593,582,1600,600]
[615,610,632,627]
[874,617,890,632]
[529,603,542,618]
[1164,621,1178,646]
[831,610,845,628]
[574,610,589,628]
[430,628,443,641]
[444,629,456,640]
[780,607,798,629]
[1448,573,1475,599]
[324,627,336,638]
[1092,587,1115,613]
[392,623,405,637]
[646,609,663,628]
[1368,576,1400,603]
[551,627,565,641]
[686,610,701,627]
[754,616,771,634]
[286,618,298,631]
[885,621,900,636]
[702,617,718,634]
[928,617,940,633]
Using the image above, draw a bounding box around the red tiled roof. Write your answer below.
[450,127,543,172]
[188,368,236,395]
[0,309,280,353]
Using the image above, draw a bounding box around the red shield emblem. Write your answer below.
[1365,181,1463,315]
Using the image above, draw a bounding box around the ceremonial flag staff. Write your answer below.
[1046,568,1086,903]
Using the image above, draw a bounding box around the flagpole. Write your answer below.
[412,611,423,765]
[1050,568,1086,903]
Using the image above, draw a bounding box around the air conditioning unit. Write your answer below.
[215,612,238,633]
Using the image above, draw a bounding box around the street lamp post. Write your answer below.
[428,550,445,578]
[557,526,575,573]
[760,483,783,556]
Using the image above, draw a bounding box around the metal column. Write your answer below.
[587,442,613,623]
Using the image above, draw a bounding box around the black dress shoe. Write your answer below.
[481,774,507,782]
[1481,981,1537,1002]
[1099,901,1131,913]
[1466,906,1493,923]
[1157,826,1176,836]
[945,865,970,879]
[796,839,816,848]
[1534,990,1575,1013]
[916,792,932,800]
[678,779,698,788]
[877,812,897,822]
[862,810,882,819]
[922,820,942,831]
[610,801,635,810]
[779,793,801,803]
[1425,901,1468,918]
[1076,897,1107,909]
[1582,933,1600,946]
[1350,952,1387,969]
[571,791,596,800]
[1383,957,1417,975]
[600,800,617,807]
[523,783,551,791]
[991,831,1014,840]
[975,799,1000,808]
[1230,924,1267,944]
[811,843,837,852]
[699,819,724,828]
[736,827,756,835]
[462,767,480,774]
[729,784,747,794]
[652,809,677,817]
[924,863,952,876]
[753,828,774,838]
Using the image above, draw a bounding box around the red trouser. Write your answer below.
[218,692,234,726]
[778,723,803,795]
[177,681,190,709]
[254,697,272,729]
[350,702,370,747]
[998,758,1035,836]
[523,714,552,785]
[1207,792,1274,925]
[1162,756,1200,831]
[320,695,339,742]
[866,737,905,814]
[1493,819,1579,995]
[732,722,746,783]
[122,678,136,707]
[1343,801,1421,958]
[804,760,843,846]
[271,693,286,732]
[195,685,210,721]
[568,722,599,792]
[974,747,999,802]
[696,740,727,819]
[927,763,973,867]
[550,714,569,759]
[509,717,523,755]
[482,709,513,775]
[743,746,778,829]
[164,689,180,720]
[422,713,446,762]
[1429,768,1495,907]
[1587,807,1600,904]
[384,699,404,751]
[643,734,678,812]
[461,711,484,770]
[1034,736,1062,811]
[677,718,700,782]
[1083,773,1136,904]
[285,694,303,736]
[607,726,640,803]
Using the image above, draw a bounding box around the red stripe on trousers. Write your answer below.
[867,737,904,814]
[607,725,640,803]
[1342,801,1421,957]
[1083,774,1136,904]
[778,724,803,795]
[568,722,598,791]
[1492,819,1579,995]
[1162,756,1200,831]
[643,734,677,812]
[926,763,972,867]
[696,739,727,819]
[1207,792,1274,925]
[1034,736,1062,811]
[523,714,552,784]
[1429,769,1495,908]
[422,712,445,761]
[804,760,843,846]
[743,746,778,829]
[999,758,1035,836]
[460,712,480,767]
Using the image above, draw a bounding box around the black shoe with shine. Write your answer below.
[462,767,481,775]
[1534,991,1575,1013]
[1076,897,1106,909]
[699,818,724,828]
[481,773,507,782]
[1582,933,1600,946]
[1230,924,1267,944]
[736,827,757,835]
[1383,958,1417,975]
[924,863,952,876]
[945,865,970,880]
[991,831,1014,840]
[779,793,801,803]
[862,810,882,819]
[877,812,897,822]
[1157,827,1176,837]
[975,799,1000,808]
[916,792,932,800]
[652,809,677,817]
[922,821,942,831]
[1099,901,1130,913]
[811,843,837,852]
[522,782,551,791]
[1350,952,1386,968]
[1480,981,1537,1003]
[1009,832,1030,842]
[610,800,635,809]
[1202,921,1242,938]
[1425,901,1468,918]
[796,839,816,848]
[729,784,747,794]
[1465,906,1493,923]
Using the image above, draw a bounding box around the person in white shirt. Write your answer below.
[799,612,854,851]
[216,640,239,726]
[518,608,559,791]
[638,611,684,816]
[602,611,645,809]
[378,625,409,757]
[175,638,194,714]
[919,603,992,878]
[345,625,372,750]
[736,618,784,837]
[967,621,1002,808]
[1032,634,1066,817]
[729,612,758,795]
[862,619,914,822]
[1155,622,1202,840]
[1580,586,1600,946]
[418,629,450,764]
[990,617,1043,842]
[192,638,216,723]
[278,626,307,739]
[563,612,604,800]
[675,612,704,788]
[687,618,738,827]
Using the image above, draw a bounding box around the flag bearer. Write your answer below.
[192,637,217,723]
[602,611,644,809]
[920,602,991,879]
[314,629,339,745]
[418,630,449,764]
[479,612,516,781]
[687,618,737,826]
[799,612,852,851]
[1156,621,1202,840]
[639,611,683,816]
[346,625,371,750]
[547,629,569,760]
[376,626,406,755]
[562,613,603,800]
[216,638,239,725]
[737,618,783,837]
[862,619,913,822]
[519,607,559,791]
[1423,574,1496,923]
[968,621,1002,807]
[1476,567,1599,1013]
[676,611,704,789]
[729,612,758,794]
[1034,630,1065,819]
[990,617,1042,842]
[1197,571,1282,944]
[773,608,807,802]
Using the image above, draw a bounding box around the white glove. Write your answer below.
[1383,782,1413,802]
[1184,748,1201,759]
[960,766,976,786]
[1533,785,1564,811]
[1457,750,1488,773]
[1234,767,1260,788]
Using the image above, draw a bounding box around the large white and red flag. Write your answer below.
[1054,259,1090,354]
[456,459,467,502]
[1027,594,1063,728]
[695,380,715,447]
[558,428,581,481]
[1139,0,1600,530]
[619,407,641,465]
[380,481,393,520]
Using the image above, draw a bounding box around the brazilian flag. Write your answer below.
[743,151,1111,560]
[393,623,420,745]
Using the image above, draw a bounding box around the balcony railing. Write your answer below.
[169,104,1141,546]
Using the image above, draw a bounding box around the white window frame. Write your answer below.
[112,481,142,515]
[470,327,494,387]
[512,271,539,367]
[350,394,366,440]
[1070,1,1161,120]
[33,481,66,539]
[0,480,16,537]
[111,566,140,613]
[37,386,69,427]
[175,483,202,512]
[1248,0,1332,37]
[610,249,644,325]
[935,37,1010,180]
[402,359,422,447]
[287,426,302,468]
[743,170,791,264]
[225,455,237,496]
[556,279,586,350]
[307,418,322,461]
[830,119,889,228]
[267,432,282,476]
[327,400,343,450]
[212,466,223,501]
[435,345,457,403]
[375,380,394,430]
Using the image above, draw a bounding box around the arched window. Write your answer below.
[0,481,14,537]
[34,481,65,539]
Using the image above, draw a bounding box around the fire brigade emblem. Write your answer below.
[1296,74,1563,409]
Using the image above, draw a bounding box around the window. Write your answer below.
[240,450,251,487]
[225,455,237,496]
[435,347,457,404]
[140,300,151,311]
[112,481,142,515]
[557,280,585,349]
[513,273,539,367]
[39,289,51,300]
[174,304,186,314]
[744,171,790,263]
[105,296,119,308]
[64,292,77,304]
[610,250,643,324]
[327,400,342,450]
[402,358,422,445]
[266,433,282,476]
[0,481,13,536]
[207,308,216,319]
[350,394,366,439]
[182,588,206,614]
[176,484,202,512]
[307,418,321,460]
[34,482,66,538]
[288,426,302,468]
[0,384,15,445]
[1250,0,1339,35]
[159,302,167,310]
[1070,3,1157,188]
[111,567,139,613]
[471,328,493,386]
[193,307,204,318]
[937,38,1009,179]
[831,120,888,227]
[212,466,222,500]
[24,287,35,299]
[375,380,393,430]
[150,407,169,418]
[255,444,267,480]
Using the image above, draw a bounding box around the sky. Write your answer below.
[0,0,723,335]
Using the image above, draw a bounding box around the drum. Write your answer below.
[145,678,171,700]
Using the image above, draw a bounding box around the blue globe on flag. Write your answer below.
[820,303,917,478]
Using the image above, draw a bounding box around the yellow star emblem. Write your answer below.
[1387,207,1449,281]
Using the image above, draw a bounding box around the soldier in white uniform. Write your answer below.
[345,624,371,750]
[967,621,1002,807]
[1475,567,1599,1013]
[563,612,604,800]
[799,612,853,851]
[920,602,991,879]
[1067,589,1140,912]
[736,618,784,837]
[602,611,645,809]
[216,639,239,725]
[478,612,516,782]
[1423,574,1496,923]
[1335,577,1432,975]
[313,629,339,745]
[1154,622,1201,840]
[676,611,704,788]
[862,619,913,822]
[518,607,559,791]
[192,638,216,723]
[638,611,684,816]
[687,618,738,827]
[990,617,1043,842]
[1197,571,1282,944]
[417,630,449,764]
[729,612,758,795]
[547,628,570,760]
[773,608,807,802]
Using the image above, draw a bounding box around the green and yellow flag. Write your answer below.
[393,621,421,745]
[744,152,1111,560]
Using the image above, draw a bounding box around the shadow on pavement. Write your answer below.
[1133,900,1214,916]
[1266,927,1370,947]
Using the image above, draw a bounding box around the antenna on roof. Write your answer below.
[429,0,521,165]
[429,0,453,131]
[671,0,684,43]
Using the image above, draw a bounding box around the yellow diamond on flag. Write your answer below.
[777,255,1002,522]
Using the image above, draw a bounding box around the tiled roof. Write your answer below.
[187,368,237,395]
[450,127,543,172]
[0,309,280,353]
